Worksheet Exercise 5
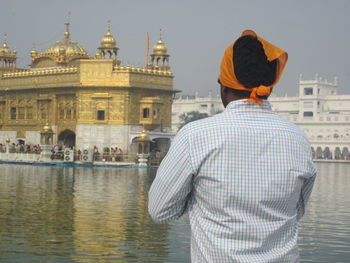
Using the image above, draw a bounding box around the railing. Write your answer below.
[0,152,41,161]
[0,148,41,154]
[0,148,167,166]
[51,150,138,163]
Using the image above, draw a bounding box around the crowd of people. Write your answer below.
[0,143,127,160]
[51,145,128,162]
[0,141,165,164]
[0,143,42,154]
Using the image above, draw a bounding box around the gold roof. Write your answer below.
[100,30,117,48]
[36,22,89,61]
[43,123,50,132]
[136,130,151,142]
[30,47,37,55]
[0,39,11,55]
[42,123,54,133]
[153,39,167,55]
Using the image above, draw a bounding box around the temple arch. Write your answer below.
[58,129,76,147]
[315,146,323,159]
[342,147,349,160]
[334,147,341,160]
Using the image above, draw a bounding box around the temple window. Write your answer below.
[39,102,48,120]
[303,111,313,117]
[10,107,16,120]
[26,107,33,119]
[18,107,25,119]
[143,108,150,118]
[59,109,64,120]
[97,110,105,120]
[66,108,72,120]
[304,88,313,95]
[40,111,46,120]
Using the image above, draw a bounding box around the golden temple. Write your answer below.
[0,23,175,151]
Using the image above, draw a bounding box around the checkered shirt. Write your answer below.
[148,99,317,263]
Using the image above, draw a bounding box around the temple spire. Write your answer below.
[3,34,8,48]
[108,20,111,32]
[64,12,71,40]
[64,21,70,40]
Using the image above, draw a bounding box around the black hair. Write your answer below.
[233,35,277,90]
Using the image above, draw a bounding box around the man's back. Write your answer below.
[149,100,316,263]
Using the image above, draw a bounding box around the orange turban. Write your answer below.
[218,30,288,105]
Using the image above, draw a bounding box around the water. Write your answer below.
[0,163,349,262]
[298,163,350,262]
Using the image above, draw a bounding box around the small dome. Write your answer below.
[153,39,167,55]
[95,52,101,59]
[100,30,117,48]
[42,123,53,133]
[30,48,38,58]
[0,40,11,55]
[136,130,151,142]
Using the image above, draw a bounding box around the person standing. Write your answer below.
[148,30,316,263]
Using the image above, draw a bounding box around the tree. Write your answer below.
[178,111,209,130]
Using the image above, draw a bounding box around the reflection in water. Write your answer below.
[299,163,350,263]
[0,163,349,262]
[71,167,169,262]
[0,166,170,263]
[0,165,76,263]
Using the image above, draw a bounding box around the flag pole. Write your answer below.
[146,32,150,66]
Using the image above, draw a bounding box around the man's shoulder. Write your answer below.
[179,110,310,143]
[180,113,223,134]
[273,114,309,139]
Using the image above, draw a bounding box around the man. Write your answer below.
[148,30,316,263]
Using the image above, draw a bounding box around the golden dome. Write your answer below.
[136,130,151,142]
[100,30,117,48]
[43,123,50,132]
[36,22,90,63]
[153,39,167,55]
[41,39,89,59]
[42,123,53,133]
[0,40,11,55]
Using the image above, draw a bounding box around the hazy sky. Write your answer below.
[1,0,349,96]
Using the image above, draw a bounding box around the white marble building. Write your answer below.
[171,92,224,131]
[270,75,350,159]
[172,76,350,159]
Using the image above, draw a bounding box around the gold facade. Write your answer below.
[0,23,175,145]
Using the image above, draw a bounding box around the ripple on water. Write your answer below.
[0,163,349,262]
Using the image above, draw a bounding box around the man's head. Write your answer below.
[234,35,277,89]
[219,30,288,107]
[220,36,277,107]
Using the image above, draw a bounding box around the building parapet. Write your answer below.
[299,79,337,87]
[299,74,338,86]
[2,67,78,78]
[113,66,173,76]
[269,96,299,101]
